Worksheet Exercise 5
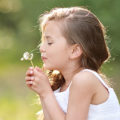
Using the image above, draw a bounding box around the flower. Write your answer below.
[21,52,33,61]
[20,57,24,61]
[21,51,34,67]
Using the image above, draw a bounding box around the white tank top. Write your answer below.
[54,69,120,120]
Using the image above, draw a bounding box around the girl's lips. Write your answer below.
[41,56,47,61]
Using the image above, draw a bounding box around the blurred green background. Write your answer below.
[0,0,120,120]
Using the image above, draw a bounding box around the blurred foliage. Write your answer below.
[0,0,120,65]
[0,0,120,120]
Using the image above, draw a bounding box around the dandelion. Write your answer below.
[21,52,34,67]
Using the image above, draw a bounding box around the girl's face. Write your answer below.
[40,20,72,71]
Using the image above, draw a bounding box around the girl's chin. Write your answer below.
[43,64,58,71]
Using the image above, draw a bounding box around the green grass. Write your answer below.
[0,95,42,120]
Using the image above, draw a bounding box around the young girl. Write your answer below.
[25,7,120,120]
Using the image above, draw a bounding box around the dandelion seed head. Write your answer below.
[29,53,33,60]
[20,57,24,61]
[23,52,30,60]
[20,51,34,67]
[20,51,34,61]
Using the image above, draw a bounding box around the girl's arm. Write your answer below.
[25,67,66,120]
[65,71,96,120]
[40,71,96,120]
[40,92,66,120]
[40,99,51,120]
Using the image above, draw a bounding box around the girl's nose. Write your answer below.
[39,43,46,53]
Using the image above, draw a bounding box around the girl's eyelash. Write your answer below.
[48,43,53,45]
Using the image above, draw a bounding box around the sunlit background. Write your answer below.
[0,0,120,120]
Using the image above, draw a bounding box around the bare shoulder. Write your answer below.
[70,70,99,92]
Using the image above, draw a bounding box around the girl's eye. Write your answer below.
[48,43,53,45]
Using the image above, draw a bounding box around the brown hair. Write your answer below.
[39,7,110,91]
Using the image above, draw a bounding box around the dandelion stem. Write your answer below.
[42,66,45,72]
[30,60,34,68]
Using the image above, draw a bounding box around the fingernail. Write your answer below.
[29,67,33,69]
[30,71,33,74]
[31,76,34,80]
[30,81,33,84]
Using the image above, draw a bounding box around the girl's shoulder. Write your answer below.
[70,68,110,95]
[70,69,99,96]
[70,69,110,105]
[72,69,100,88]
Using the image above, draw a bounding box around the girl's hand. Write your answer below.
[25,66,53,98]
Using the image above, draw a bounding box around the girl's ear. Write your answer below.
[69,44,82,59]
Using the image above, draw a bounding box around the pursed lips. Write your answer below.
[41,56,47,61]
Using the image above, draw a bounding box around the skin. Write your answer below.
[25,20,109,120]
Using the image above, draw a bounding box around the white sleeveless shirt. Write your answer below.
[54,69,120,120]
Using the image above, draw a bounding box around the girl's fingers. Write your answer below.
[26,66,43,77]
[29,66,34,70]
[33,69,44,79]
[26,69,34,76]
[35,66,43,72]
[26,80,33,85]
[34,67,45,77]
[25,76,35,81]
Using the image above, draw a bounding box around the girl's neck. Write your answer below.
[60,66,84,86]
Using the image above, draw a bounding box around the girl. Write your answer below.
[25,7,120,120]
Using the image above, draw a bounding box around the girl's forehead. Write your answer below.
[43,32,56,39]
[41,20,70,45]
[43,24,63,40]
[44,20,63,35]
